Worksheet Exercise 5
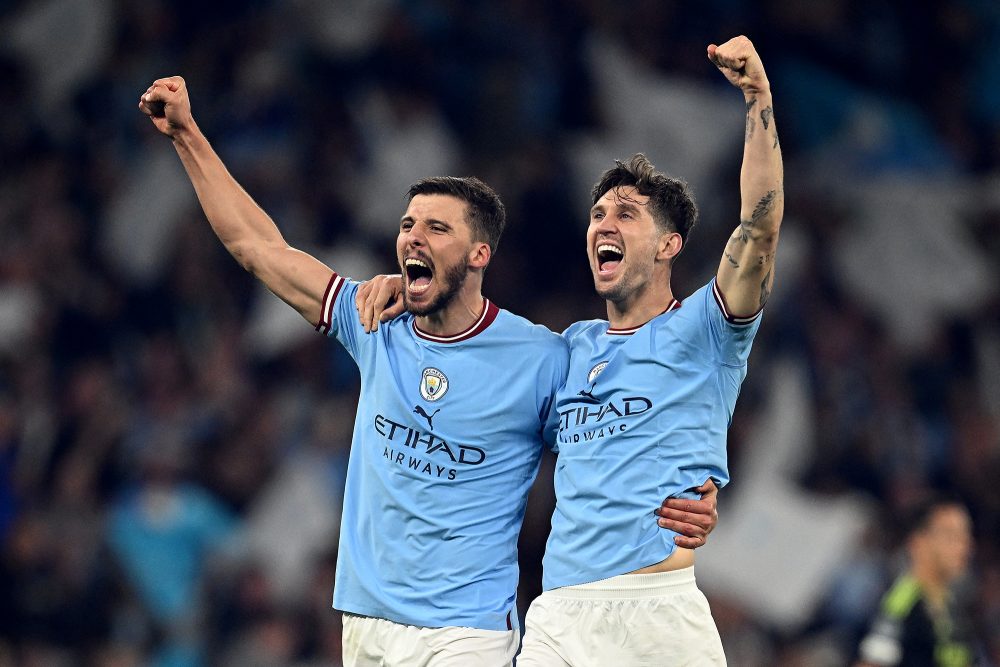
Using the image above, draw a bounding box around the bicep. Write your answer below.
[716,223,779,318]
[244,242,335,326]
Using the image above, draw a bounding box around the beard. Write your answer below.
[403,259,470,316]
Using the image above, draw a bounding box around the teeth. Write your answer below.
[405,258,429,268]
[597,244,623,256]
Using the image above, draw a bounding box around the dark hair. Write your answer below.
[591,153,698,245]
[901,493,967,539]
[406,176,506,253]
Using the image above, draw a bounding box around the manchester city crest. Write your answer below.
[420,367,449,401]
[588,361,608,384]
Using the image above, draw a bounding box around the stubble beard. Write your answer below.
[403,260,470,316]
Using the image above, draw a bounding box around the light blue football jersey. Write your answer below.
[315,272,568,630]
[542,278,761,591]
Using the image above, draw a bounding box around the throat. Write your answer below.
[607,290,676,329]
[414,295,486,337]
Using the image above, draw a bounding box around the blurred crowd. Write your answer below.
[1,0,999,665]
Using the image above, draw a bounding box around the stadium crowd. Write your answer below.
[1,0,999,665]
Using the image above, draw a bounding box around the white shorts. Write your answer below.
[516,567,726,667]
[342,613,519,667]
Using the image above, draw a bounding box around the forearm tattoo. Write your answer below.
[760,105,773,130]
[744,97,757,143]
[759,105,781,150]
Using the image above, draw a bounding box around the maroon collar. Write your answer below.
[606,299,681,336]
[412,299,500,343]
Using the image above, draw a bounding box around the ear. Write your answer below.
[468,242,492,270]
[656,232,683,262]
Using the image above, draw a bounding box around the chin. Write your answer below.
[403,290,444,316]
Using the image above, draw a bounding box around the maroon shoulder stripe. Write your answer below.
[315,272,345,335]
[712,280,761,325]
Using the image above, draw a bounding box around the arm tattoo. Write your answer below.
[773,130,780,150]
[725,252,740,268]
[751,189,779,225]
[758,252,775,265]
[760,106,773,130]
[737,220,752,243]
[759,269,772,308]
[744,97,757,143]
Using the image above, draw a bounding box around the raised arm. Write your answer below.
[711,37,784,318]
[138,76,332,327]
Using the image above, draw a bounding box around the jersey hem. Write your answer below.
[333,600,517,632]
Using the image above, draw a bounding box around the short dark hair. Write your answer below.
[591,153,698,245]
[406,176,506,253]
[901,494,967,539]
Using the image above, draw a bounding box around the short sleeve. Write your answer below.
[314,272,371,362]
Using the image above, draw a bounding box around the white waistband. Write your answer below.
[548,566,698,599]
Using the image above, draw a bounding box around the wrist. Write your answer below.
[170,120,203,148]
[743,82,771,99]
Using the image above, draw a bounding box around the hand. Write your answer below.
[138,76,195,137]
[355,274,405,332]
[707,36,769,95]
[654,478,719,549]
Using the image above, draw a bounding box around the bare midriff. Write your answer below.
[627,546,695,574]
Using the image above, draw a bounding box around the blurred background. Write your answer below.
[1,0,999,665]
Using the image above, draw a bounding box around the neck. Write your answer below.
[911,561,949,611]
[414,288,486,337]
[606,282,675,329]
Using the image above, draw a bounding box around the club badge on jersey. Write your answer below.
[588,361,608,384]
[420,367,449,401]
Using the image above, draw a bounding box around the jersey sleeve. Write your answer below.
[689,277,762,366]
[313,272,372,363]
[539,334,570,451]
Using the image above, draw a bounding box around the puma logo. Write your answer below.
[413,405,441,429]
[577,388,598,401]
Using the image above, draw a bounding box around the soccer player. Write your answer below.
[138,77,715,667]
[516,35,783,665]
[855,497,978,667]
[356,35,782,665]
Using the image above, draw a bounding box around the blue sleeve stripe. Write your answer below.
[712,279,762,326]
[315,272,344,335]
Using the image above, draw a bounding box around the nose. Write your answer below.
[593,213,618,235]
[404,222,427,249]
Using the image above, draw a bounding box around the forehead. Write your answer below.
[929,506,971,530]
[593,186,651,211]
[404,193,469,224]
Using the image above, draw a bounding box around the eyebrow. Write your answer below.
[400,215,453,229]
[591,202,641,216]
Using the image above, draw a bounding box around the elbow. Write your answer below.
[228,240,262,275]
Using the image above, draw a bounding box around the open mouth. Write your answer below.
[596,243,624,274]
[404,257,434,293]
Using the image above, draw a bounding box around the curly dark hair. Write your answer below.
[591,153,698,246]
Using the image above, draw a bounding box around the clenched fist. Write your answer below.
[138,76,195,138]
[707,36,769,95]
